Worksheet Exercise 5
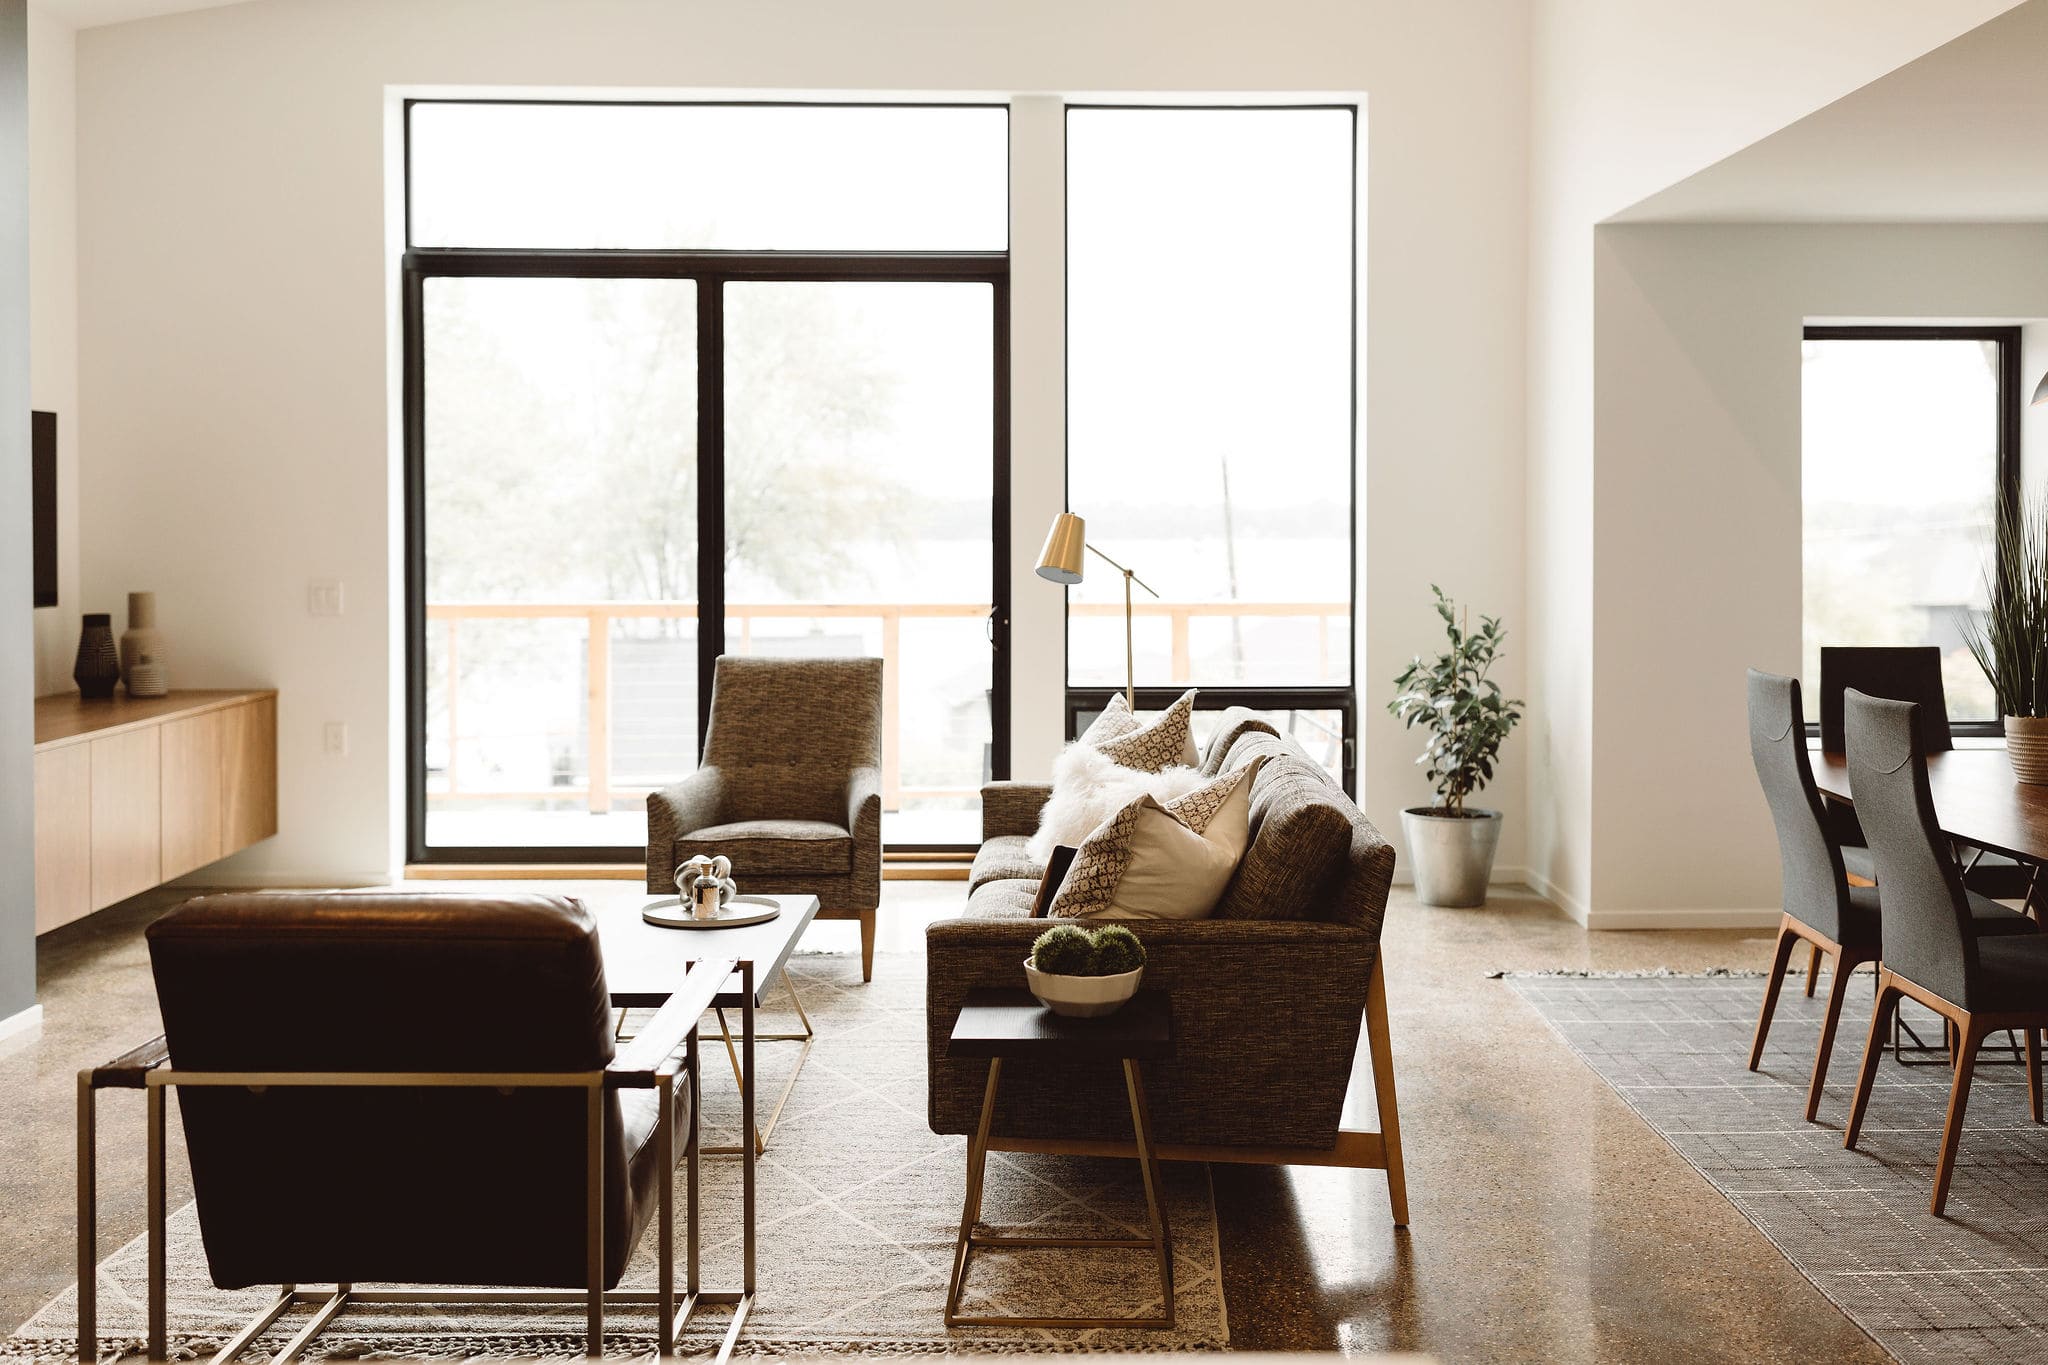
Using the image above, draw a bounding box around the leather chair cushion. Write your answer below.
[676,819,853,875]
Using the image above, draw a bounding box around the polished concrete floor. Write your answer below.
[0,880,1884,1362]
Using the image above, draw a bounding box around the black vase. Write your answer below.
[73,613,120,699]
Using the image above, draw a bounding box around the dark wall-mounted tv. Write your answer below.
[32,410,55,608]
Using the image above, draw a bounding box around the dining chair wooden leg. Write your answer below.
[1844,974,1901,1151]
[1931,1016,1987,1216]
[1804,942,1823,999]
[1806,948,1860,1123]
[2028,1029,2043,1125]
[1750,917,1801,1072]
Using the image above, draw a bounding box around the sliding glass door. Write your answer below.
[403,101,1009,862]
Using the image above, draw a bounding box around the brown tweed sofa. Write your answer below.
[926,710,1407,1217]
[648,655,883,979]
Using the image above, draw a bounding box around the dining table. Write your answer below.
[1810,743,2048,876]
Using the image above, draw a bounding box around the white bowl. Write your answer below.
[1023,958,1144,1017]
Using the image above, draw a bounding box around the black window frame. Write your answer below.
[1060,103,1360,796]
[1801,322,2023,740]
[402,97,1012,865]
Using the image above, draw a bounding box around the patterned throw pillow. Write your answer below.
[1048,756,1267,921]
[1094,690,1199,772]
[1077,692,1141,747]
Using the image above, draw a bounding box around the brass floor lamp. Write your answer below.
[1036,512,1158,711]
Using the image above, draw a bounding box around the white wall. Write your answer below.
[27,1,73,697]
[1524,0,2019,919]
[73,0,1532,885]
[1590,222,2048,925]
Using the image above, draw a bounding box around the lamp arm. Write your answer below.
[1085,542,1161,598]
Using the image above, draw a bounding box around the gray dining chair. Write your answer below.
[1840,689,2048,1215]
[1746,670,1885,1121]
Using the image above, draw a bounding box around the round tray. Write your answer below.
[641,894,783,930]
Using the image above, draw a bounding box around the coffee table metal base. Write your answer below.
[943,1057,1174,1331]
[705,971,814,1156]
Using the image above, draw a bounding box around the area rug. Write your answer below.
[1510,969,2048,1364]
[6,953,1226,1360]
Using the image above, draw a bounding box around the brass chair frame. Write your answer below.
[79,959,755,1364]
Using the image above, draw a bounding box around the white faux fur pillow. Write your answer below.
[1026,742,1208,862]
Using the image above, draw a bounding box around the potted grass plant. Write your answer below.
[1389,586,1524,906]
[1962,493,2048,784]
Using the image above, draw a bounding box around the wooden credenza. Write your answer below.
[33,689,278,933]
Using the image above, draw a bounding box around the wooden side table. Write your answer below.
[942,988,1175,1330]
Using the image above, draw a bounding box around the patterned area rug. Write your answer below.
[7,953,1226,1360]
[1511,970,2048,1364]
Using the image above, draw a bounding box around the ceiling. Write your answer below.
[1616,0,2048,223]
[35,0,253,28]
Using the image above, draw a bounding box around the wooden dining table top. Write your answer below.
[1810,745,2048,864]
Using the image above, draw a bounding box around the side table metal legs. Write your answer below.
[944,1057,1174,1330]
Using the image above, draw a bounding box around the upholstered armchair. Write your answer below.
[648,655,885,979]
[84,892,737,1361]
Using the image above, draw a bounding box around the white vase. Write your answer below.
[2006,716,2048,785]
[120,591,168,697]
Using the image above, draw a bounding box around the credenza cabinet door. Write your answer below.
[34,746,93,933]
[222,696,278,850]
[161,711,225,880]
[89,727,163,909]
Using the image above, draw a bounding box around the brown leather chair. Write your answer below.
[78,892,742,1362]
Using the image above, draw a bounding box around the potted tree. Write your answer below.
[1389,586,1524,906]
[1963,493,2048,784]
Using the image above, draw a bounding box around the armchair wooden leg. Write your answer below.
[858,910,876,983]
[1844,972,1901,1151]
[1365,957,1408,1227]
[1932,1017,1987,1216]
[2030,1029,2044,1125]
[1804,941,1823,999]
[1805,947,1860,1123]
[1750,916,1801,1072]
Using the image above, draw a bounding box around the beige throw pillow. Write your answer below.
[1049,756,1266,921]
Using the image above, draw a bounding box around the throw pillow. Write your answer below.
[1026,742,1209,861]
[1094,689,1199,772]
[1076,692,1141,747]
[1048,756,1267,921]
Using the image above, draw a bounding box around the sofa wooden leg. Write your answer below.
[859,910,877,982]
[1365,957,1408,1227]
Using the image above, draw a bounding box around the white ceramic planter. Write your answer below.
[1401,807,1504,908]
[1022,959,1144,1017]
[2007,715,2048,785]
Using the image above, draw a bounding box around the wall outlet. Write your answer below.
[323,722,349,756]
[307,580,344,617]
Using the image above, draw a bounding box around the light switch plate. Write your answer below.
[323,722,349,756]
[307,580,344,617]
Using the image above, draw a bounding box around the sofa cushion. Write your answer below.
[970,835,1044,892]
[1199,709,1283,777]
[965,878,1041,921]
[674,819,852,877]
[1211,738,1352,921]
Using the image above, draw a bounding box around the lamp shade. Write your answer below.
[1035,512,1087,585]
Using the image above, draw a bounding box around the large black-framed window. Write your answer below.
[402,99,1012,864]
[1801,323,2022,737]
[1061,104,1359,793]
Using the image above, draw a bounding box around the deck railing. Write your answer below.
[426,599,1345,813]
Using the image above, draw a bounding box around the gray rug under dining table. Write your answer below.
[1509,968,2048,1364]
